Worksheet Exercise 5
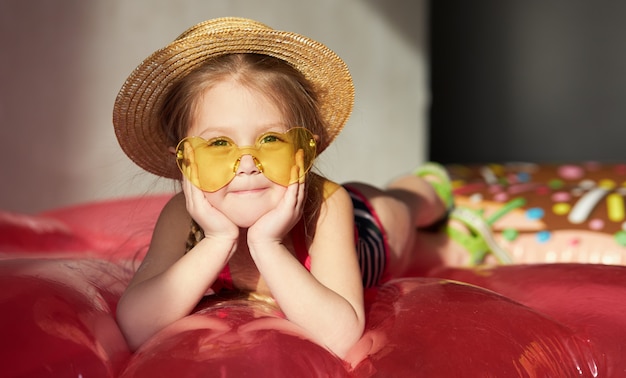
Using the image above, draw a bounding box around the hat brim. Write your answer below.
[113,17,354,179]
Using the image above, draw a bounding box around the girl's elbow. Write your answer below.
[116,305,142,351]
[327,319,365,359]
[116,296,155,351]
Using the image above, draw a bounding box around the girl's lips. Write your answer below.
[227,177,273,194]
[228,187,268,195]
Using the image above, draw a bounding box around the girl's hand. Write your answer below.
[182,142,239,244]
[247,149,306,246]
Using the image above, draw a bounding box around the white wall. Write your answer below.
[0,0,428,213]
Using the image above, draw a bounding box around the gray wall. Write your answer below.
[0,0,428,213]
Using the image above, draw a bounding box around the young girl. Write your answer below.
[113,17,506,359]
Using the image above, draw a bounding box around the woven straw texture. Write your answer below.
[113,17,354,179]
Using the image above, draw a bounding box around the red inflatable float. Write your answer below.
[2,178,626,376]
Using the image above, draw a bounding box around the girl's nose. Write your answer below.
[234,154,262,175]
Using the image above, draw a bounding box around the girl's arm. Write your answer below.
[248,185,365,358]
[116,192,236,350]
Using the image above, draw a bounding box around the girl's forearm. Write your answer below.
[117,238,234,350]
[248,242,364,358]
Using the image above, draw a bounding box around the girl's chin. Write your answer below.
[225,209,268,229]
[209,189,285,228]
[232,217,259,229]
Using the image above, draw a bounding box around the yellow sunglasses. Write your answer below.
[176,127,317,192]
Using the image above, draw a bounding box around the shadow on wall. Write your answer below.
[363,0,426,53]
[429,1,626,164]
[0,3,95,211]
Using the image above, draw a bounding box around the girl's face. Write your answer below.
[186,78,290,228]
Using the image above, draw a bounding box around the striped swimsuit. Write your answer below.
[344,185,390,287]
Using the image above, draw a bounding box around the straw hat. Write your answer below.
[113,17,354,179]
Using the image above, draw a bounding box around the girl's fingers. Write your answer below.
[183,141,201,188]
[295,149,305,184]
[190,161,201,188]
[294,149,306,211]
[296,173,306,212]
[281,150,305,214]
[289,164,299,186]
[183,175,204,212]
[184,141,195,164]
[283,165,305,217]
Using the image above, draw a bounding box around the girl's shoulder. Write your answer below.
[320,177,342,199]
[314,175,351,212]
[303,175,349,232]
[162,191,187,211]
[157,191,191,225]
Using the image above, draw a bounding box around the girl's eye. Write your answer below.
[259,134,284,144]
[208,138,231,147]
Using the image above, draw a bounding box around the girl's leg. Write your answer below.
[346,158,512,277]
[344,173,455,277]
[385,173,449,229]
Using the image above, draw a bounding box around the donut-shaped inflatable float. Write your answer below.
[449,162,626,265]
